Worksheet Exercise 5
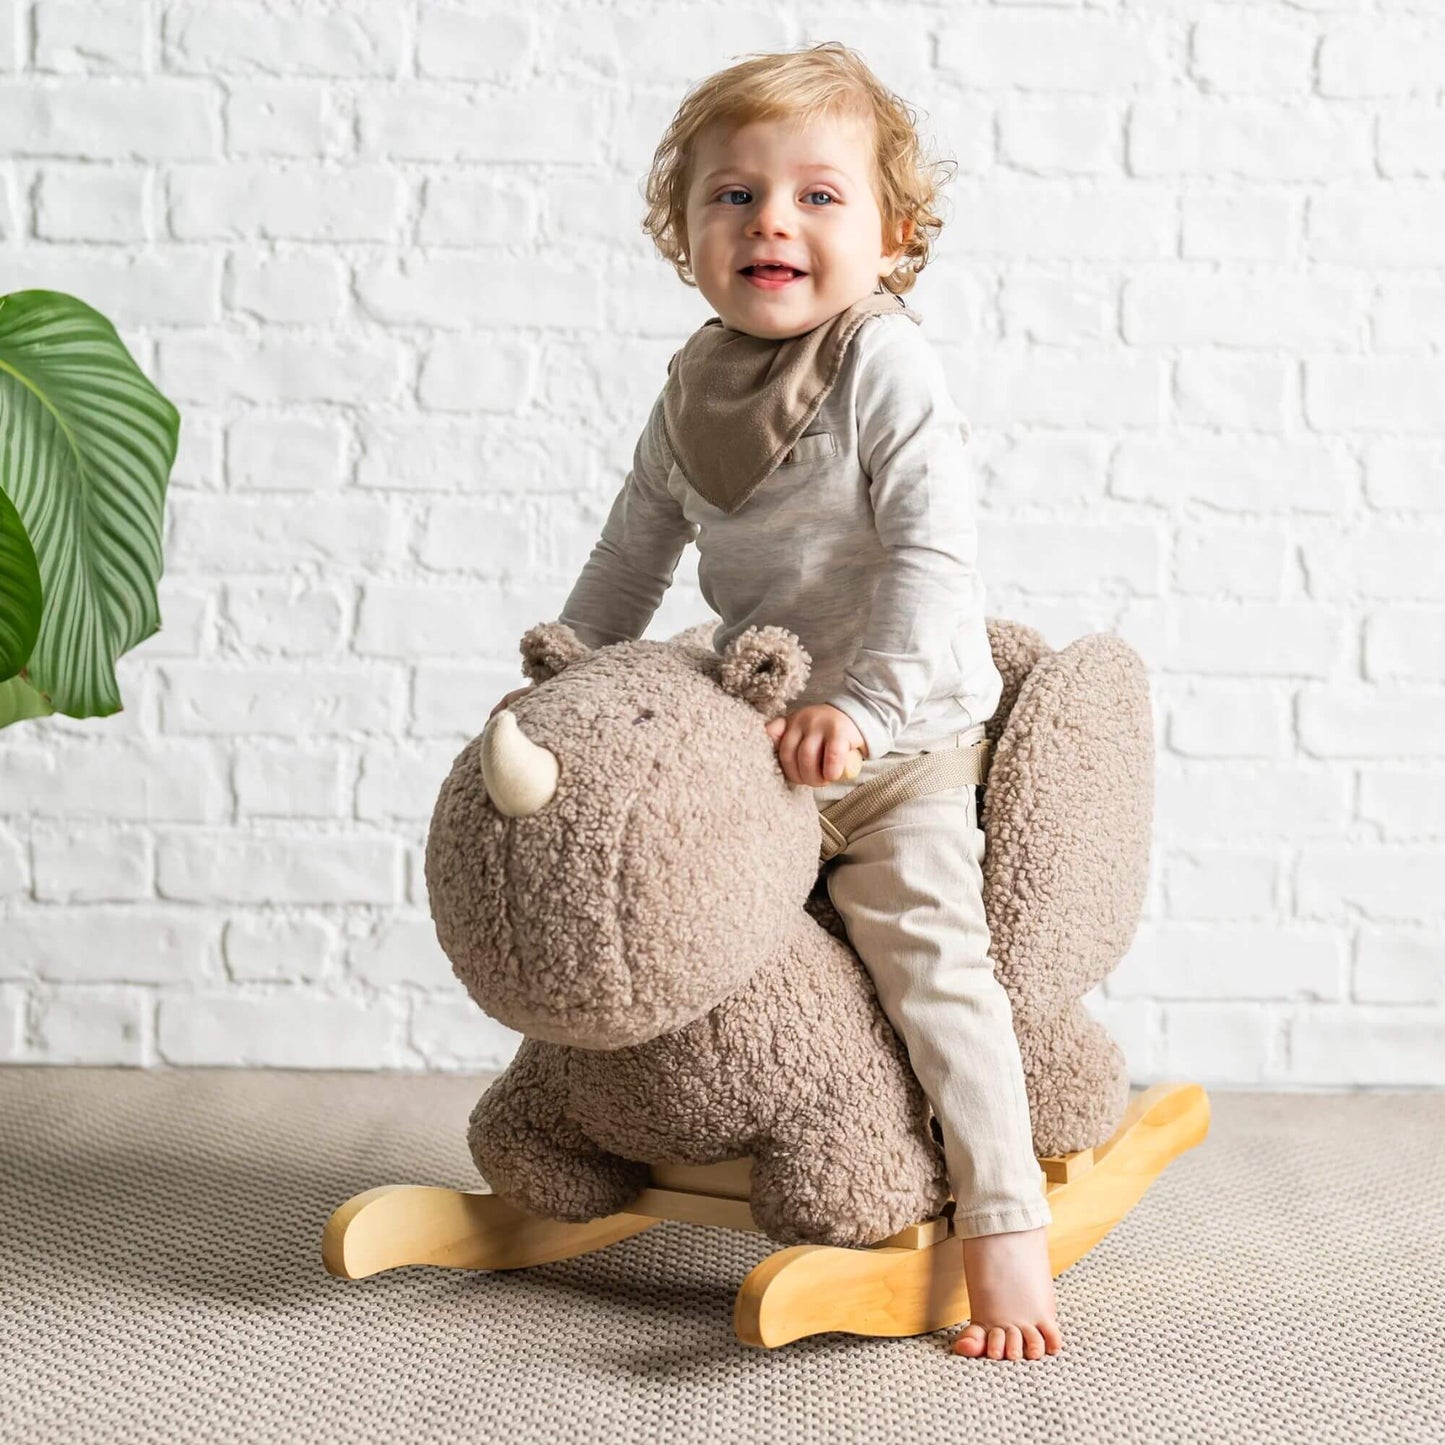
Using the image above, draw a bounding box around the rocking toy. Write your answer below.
[322,616,1209,1348]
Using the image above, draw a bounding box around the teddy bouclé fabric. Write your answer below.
[422,615,1152,1248]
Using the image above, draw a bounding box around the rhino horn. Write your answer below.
[479,711,560,817]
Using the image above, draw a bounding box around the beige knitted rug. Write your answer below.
[2,1067,1441,1445]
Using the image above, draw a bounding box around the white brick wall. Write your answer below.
[1,0,1440,1087]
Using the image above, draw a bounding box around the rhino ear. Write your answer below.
[520,622,591,683]
[716,625,812,716]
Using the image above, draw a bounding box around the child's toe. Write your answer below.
[952,1324,987,1356]
[1022,1325,1046,1360]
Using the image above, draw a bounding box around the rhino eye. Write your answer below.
[633,710,655,724]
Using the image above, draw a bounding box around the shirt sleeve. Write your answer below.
[557,389,699,650]
[822,322,979,762]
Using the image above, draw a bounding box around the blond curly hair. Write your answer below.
[641,42,955,297]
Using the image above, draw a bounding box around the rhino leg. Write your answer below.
[748,1117,950,1250]
[467,1038,650,1223]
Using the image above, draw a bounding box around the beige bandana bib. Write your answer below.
[660,288,922,515]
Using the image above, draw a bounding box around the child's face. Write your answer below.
[683,112,907,340]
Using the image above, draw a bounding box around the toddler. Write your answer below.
[491,43,1061,1363]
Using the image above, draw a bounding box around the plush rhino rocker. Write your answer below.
[423,617,1153,1250]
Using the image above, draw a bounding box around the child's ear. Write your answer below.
[886,216,915,269]
[519,622,590,684]
[715,625,812,717]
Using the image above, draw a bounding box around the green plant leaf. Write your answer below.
[0,289,179,718]
[0,481,42,681]
[0,482,51,728]
[0,671,55,727]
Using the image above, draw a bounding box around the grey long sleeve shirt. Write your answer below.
[557,312,1003,763]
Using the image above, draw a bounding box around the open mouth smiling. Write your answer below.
[738,263,808,289]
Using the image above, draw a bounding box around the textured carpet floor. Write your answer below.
[1,1067,1441,1445]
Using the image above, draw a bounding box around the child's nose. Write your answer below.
[749,204,796,235]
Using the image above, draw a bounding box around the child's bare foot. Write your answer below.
[951,1224,1062,1361]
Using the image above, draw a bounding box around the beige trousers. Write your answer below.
[812,721,1052,1239]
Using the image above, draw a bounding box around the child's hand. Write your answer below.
[764,705,868,788]
[489,683,535,720]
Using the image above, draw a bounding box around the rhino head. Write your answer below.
[424,621,822,1050]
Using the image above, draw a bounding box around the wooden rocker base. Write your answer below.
[322,1080,1209,1349]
